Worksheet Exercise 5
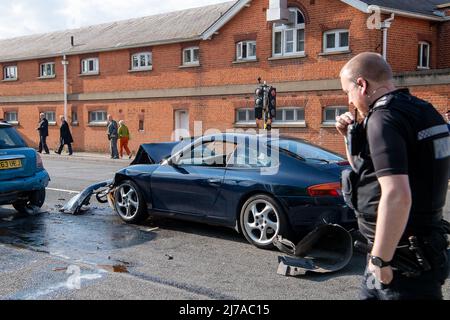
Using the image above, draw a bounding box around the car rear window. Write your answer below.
[275,139,344,162]
[0,127,27,149]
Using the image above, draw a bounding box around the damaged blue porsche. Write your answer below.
[103,133,356,249]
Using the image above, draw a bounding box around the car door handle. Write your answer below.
[207,179,222,185]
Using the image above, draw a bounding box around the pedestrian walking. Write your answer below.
[107,114,119,159]
[55,115,73,155]
[37,113,50,154]
[118,120,132,159]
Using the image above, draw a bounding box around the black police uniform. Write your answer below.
[343,88,450,300]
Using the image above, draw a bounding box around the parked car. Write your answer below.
[108,133,355,249]
[0,121,50,214]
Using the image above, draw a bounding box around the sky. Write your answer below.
[0,0,231,40]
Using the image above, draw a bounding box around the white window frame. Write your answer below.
[89,111,107,124]
[273,107,305,124]
[4,66,17,80]
[44,111,56,125]
[183,47,200,66]
[272,8,305,57]
[323,106,348,124]
[236,108,256,124]
[81,58,99,74]
[323,29,349,53]
[40,62,56,78]
[236,41,257,61]
[131,52,152,71]
[418,41,430,69]
[4,111,18,124]
[71,110,78,125]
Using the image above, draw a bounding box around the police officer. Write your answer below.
[336,52,450,300]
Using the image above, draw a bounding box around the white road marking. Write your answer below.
[46,187,80,194]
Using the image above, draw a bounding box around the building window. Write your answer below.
[81,58,99,74]
[40,62,55,78]
[323,29,349,53]
[236,41,257,61]
[89,111,107,124]
[44,111,56,125]
[273,8,305,57]
[5,111,18,124]
[71,111,78,125]
[131,52,152,70]
[4,66,17,80]
[323,106,348,124]
[418,42,430,69]
[236,108,256,123]
[274,107,305,123]
[183,47,200,66]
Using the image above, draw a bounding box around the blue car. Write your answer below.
[0,122,50,214]
[108,133,355,249]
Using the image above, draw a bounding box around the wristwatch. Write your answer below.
[370,255,391,268]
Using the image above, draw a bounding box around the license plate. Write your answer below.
[0,159,22,170]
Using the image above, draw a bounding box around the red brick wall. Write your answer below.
[0,0,449,155]
[2,84,448,156]
[438,21,450,68]
[387,16,439,71]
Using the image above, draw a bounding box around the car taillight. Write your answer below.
[307,182,341,197]
[36,152,44,169]
[337,161,350,166]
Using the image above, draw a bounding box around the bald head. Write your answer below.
[340,52,393,85]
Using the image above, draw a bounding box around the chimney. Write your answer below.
[267,0,289,23]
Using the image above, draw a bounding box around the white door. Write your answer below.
[174,110,190,141]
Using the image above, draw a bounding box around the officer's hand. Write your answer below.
[368,260,394,286]
[335,112,355,137]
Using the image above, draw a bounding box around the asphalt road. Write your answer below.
[0,157,449,300]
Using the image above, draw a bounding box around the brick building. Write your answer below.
[0,0,449,155]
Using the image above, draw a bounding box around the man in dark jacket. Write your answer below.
[37,113,50,154]
[55,115,73,155]
[107,114,119,159]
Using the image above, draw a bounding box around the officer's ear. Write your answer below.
[355,78,368,94]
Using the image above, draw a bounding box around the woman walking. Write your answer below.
[118,120,132,159]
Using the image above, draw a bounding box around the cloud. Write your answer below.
[0,0,229,39]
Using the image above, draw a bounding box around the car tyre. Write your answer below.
[114,180,148,224]
[240,194,293,249]
[13,188,46,215]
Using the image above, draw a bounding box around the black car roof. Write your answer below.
[199,132,305,143]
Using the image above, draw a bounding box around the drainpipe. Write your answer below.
[380,14,395,61]
[62,55,69,120]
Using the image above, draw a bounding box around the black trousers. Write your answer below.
[360,246,449,300]
[38,136,49,154]
[57,143,73,155]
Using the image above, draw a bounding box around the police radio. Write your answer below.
[347,108,366,156]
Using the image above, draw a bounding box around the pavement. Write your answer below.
[40,151,132,165]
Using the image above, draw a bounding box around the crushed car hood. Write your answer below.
[131,139,193,165]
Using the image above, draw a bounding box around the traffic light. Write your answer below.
[268,87,277,118]
[254,87,264,120]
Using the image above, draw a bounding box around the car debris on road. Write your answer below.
[273,224,354,277]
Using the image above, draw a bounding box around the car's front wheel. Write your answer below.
[240,194,292,249]
[13,188,46,215]
[114,180,148,224]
